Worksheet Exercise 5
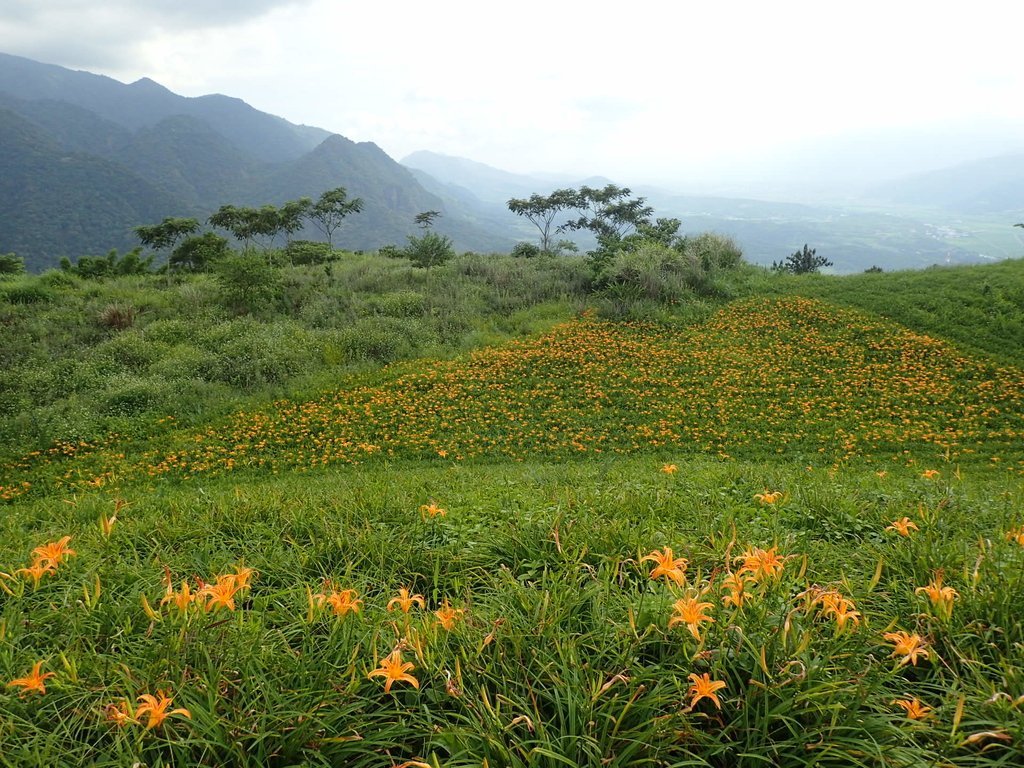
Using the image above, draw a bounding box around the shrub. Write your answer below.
[772,243,832,274]
[286,240,334,265]
[402,231,455,268]
[681,232,744,271]
[1,281,54,305]
[215,252,282,315]
[170,233,230,272]
[597,242,704,302]
[0,253,25,276]
[511,242,542,259]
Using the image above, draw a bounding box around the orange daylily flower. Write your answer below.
[921,469,940,479]
[886,517,920,536]
[104,700,135,726]
[736,546,786,582]
[915,573,958,619]
[135,692,191,730]
[31,536,76,566]
[1004,526,1024,546]
[368,649,420,693]
[388,587,426,613]
[16,559,57,587]
[198,575,242,612]
[7,661,56,696]
[669,596,715,640]
[686,672,726,710]
[721,571,752,608]
[314,586,363,618]
[161,579,197,616]
[420,503,446,519]
[894,697,932,720]
[641,547,688,586]
[661,463,678,475]
[884,630,932,666]
[754,490,783,504]
[435,600,464,630]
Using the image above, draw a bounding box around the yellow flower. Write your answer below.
[921,469,940,479]
[754,490,783,504]
[314,586,363,618]
[883,630,932,666]
[368,649,420,693]
[420,502,446,519]
[894,697,932,720]
[16,558,57,587]
[886,517,920,536]
[387,587,426,613]
[660,463,678,475]
[686,672,726,710]
[1004,526,1024,546]
[434,600,464,630]
[31,536,76,567]
[736,546,786,582]
[915,573,957,619]
[135,692,191,730]
[640,547,688,587]
[669,596,715,640]
[7,661,56,696]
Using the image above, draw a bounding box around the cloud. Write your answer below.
[0,0,312,71]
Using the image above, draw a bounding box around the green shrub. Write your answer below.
[511,242,542,259]
[37,269,77,288]
[197,319,320,388]
[681,232,744,271]
[1,281,54,305]
[215,252,282,315]
[402,231,455,268]
[0,253,25,276]
[598,242,704,302]
[285,240,334,265]
[363,290,427,318]
[100,374,169,417]
[170,232,230,272]
[336,316,434,364]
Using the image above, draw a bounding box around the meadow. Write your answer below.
[2,253,1024,766]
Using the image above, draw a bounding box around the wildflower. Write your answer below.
[368,649,420,693]
[886,517,919,536]
[16,559,57,587]
[420,502,446,519]
[198,575,242,612]
[736,546,786,582]
[7,661,56,696]
[135,692,191,730]
[754,490,783,504]
[686,672,726,710]
[387,587,426,613]
[104,700,135,726]
[669,596,715,640]
[160,579,197,616]
[229,565,256,590]
[819,593,861,630]
[661,463,678,475]
[1005,526,1024,546]
[894,697,932,720]
[435,600,464,630]
[641,546,688,586]
[884,630,932,666]
[915,573,957,619]
[921,469,940,479]
[31,536,76,566]
[314,586,363,618]
[721,571,751,608]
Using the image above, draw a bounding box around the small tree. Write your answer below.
[414,210,441,229]
[309,187,364,248]
[209,205,262,251]
[170,232,229,272]
[507,189,578,253]
[772,244,832,274]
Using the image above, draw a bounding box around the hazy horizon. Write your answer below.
[2,1,1023,202]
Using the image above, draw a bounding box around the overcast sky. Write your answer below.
[2,0,1023,192]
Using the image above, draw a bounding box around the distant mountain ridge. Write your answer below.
[0,52,510,269]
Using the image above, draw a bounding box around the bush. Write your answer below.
[511,242,542,259]
[772,244,832,274]
[0,253,25,276]
[97,302,138,331]
[1,281,54,305]
[215,252,282,315]
[286,240,335,265]
[402,231,455,268]
[680,232,744,271]
[170,233,230,272]
[597,242,705,302]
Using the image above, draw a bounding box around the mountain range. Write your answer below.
[1,51,1022,273]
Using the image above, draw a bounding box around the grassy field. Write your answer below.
[2,255,1024,766]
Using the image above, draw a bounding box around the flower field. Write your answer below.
[2,294,1024,766]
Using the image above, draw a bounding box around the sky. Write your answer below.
[2,0,1023,194]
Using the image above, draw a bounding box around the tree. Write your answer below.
[414,210,441,229]
[772,244,832,274]
[560,184,654,243]
[133,217,200,254]
[278,198,312,245]
[208,205,262,250]
[309,187,364,248]
[170,232,229,272]
[507,189,578,253]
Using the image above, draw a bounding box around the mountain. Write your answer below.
[0,108,184,261]
[866,153,1024,214]
[0,53,510,269]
